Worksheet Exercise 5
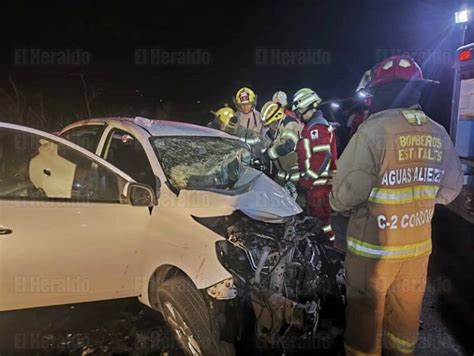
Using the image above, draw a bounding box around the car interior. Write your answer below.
[104,130,157,191]
[0,129,121,202]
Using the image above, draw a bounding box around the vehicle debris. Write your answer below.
[205,211,346,349]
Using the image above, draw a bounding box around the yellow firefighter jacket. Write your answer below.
[266,116,305,182]
[234,110,263,136]
[330,107,463,260]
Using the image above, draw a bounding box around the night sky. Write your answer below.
[1,0,472,129]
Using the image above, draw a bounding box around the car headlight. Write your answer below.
[192,215,229,237]
[193,215,248,272]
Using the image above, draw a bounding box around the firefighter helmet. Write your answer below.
[234,87,257,107]
[358,55,439,92]
[292,88,322,112]
[272,91,288,107]
[212,105,237,129]
[261,101,286,126]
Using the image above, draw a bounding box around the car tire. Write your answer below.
[157,275,235,356]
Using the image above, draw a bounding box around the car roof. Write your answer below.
[62,117,235,139]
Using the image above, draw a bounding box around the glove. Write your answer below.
[296,184,308,194]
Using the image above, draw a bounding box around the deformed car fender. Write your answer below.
[136,208,233,308]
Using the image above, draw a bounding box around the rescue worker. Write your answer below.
[260,101,304,185]
[346,96,371,138]
[272,90,288,107]
[233,87,267,157]
[208,105,238,134]
[330,55,464,356]
[294,88,338,241]
[261,101,281,141]
[273,90,298,119]
[233,87,263,136]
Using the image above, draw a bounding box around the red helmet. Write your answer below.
[371,55,424,86]
[357,55,438,93]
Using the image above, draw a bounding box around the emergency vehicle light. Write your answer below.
[459,49,472,62]
[455,10,470,24]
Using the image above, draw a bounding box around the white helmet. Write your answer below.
[272,91,288,107]
[292,88,322,112]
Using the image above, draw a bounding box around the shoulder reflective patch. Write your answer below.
[280,131,299,144]
[401,110,428,125]
[310,129,319,140]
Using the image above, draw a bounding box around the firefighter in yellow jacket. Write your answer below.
[330,55,464,356]
[261,101,304,185]
[232,87,268,157]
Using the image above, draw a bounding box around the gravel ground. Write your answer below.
[0,298,183,355]
[0,208,472,355]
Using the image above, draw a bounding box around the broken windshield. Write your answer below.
[151,136,251,191]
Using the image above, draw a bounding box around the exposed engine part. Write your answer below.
[255,246,271,284]
[251,288,304,336]
[251,287,323,340]
[207,277,238,300]
[210,211,346,347]
[269,252,285,295]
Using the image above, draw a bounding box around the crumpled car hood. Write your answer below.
[178,169,302,223]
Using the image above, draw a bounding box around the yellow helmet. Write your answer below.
[211,105,237,129]
[234,87,257,107]
[261,101,286,126]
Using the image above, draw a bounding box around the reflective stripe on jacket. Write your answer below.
[330,107,463,260]
[267,116,304,182]
[297,114,337,190]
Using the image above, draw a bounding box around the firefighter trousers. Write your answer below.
[344,253,429,356]
[306,186,335,240]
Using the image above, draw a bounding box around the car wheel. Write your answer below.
[157,275,235,356]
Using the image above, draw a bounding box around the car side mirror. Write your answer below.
[128,183,157,207]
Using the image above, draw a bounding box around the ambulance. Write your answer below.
[449,44,474,222]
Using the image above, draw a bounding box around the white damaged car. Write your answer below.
[0,118,344,355]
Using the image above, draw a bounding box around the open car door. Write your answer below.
[0,123,156,311]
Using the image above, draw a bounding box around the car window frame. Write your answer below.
[59,123,107,154]
[0,122,136,204]
[101,127,157,190]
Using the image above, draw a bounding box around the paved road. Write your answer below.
[333,207,473,356]
[0,207,472,355]
[417,207,473,355]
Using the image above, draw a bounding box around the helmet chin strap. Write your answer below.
[241,103,253,114]
[300,105,316,118]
